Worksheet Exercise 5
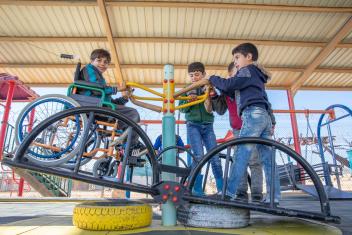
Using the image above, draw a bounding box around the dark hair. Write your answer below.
[188,62,205,73]
[227,62,235,72]
[231,43,258,61]
[90,49,111,63]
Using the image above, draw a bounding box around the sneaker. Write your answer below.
[262,198,279,206]
[131,142,147,157]
[234,192,249,202]
[251,194,263,203]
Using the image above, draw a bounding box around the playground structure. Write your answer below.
[1,64,342,225]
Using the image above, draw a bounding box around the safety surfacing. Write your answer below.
[0,199,344,235]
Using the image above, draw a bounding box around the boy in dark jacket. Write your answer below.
[179,62,223,195]
[211,62,264,202]
[208,43,280,203]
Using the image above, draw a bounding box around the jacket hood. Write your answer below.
[251,63,271,83]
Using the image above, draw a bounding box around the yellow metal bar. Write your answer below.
[175,94,207,100]
[131,95,164,101]
[126,82,164,97]
[175,92,209,110]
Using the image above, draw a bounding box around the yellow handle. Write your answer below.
[175,90,209,110]
[126,82,164,98]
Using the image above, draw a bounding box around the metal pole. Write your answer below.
[287,90,305,183]
[326,122,341,190]
[0,81,15,160]
[161,64,177,226]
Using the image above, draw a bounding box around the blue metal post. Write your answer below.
[161,64,177,226]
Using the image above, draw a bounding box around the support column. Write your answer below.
[287,89,304,183]
[286,90,301,155]
[0,80,15,160]
[161,64,177,226]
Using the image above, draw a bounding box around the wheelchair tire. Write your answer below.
[177,203,250,228]
[16,95,87,167]
[73,201,152,231]
[15,94,82,145]
[92,157,118,178]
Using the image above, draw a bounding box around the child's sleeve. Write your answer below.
[112,97,129,105]
[153,135,162,150]
[209,67,252,93]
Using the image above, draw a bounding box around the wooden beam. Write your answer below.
[2,63,352,74]
[290,16,352,95]
[2,36,352,48]
[106,1,352,13]
[1,1,351,13]
[97,0,123,85]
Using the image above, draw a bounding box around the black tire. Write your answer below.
[177,203,250,228]
[92,157,118,178]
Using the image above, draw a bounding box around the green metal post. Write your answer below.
[161,64,177,226]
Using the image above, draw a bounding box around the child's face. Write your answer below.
[188,71,205,83]
[91,57,110,73]
[233,53,253,70]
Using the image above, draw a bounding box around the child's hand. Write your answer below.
[121,91,128,98]
[118,81,127,91]
[189,94,198,102]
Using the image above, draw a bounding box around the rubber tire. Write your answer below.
[177,203,250,228]
[15,94,82,145]
[92,157,118,178]
[73,201,152,231]
[16,95,88,167]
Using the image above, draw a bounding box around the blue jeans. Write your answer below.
[233,129,263,198]
[227,106,280,201]
[187,122,223,180]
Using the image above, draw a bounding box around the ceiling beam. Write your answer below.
[1,1,351,13]
[12,82,352,91]
[290,16,352,95]
[1,36,352,48]
[97,0,123,85]
[2,63,352,74]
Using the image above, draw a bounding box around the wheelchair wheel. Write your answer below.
[15,107,159,185]
[19,109,87,167]
[93,157,119,178]
[15,94,82,145]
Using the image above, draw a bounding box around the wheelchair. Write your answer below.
[14,62,151,183]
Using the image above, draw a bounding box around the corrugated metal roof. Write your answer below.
[0,0,351,91]
[110,6,350,42]
[0,5,104,37]
[304,72,352,88]
[120,0,352,7]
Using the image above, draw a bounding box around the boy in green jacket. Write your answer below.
[179,62,223,195]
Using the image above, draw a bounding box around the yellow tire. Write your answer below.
[73,200,152,231]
